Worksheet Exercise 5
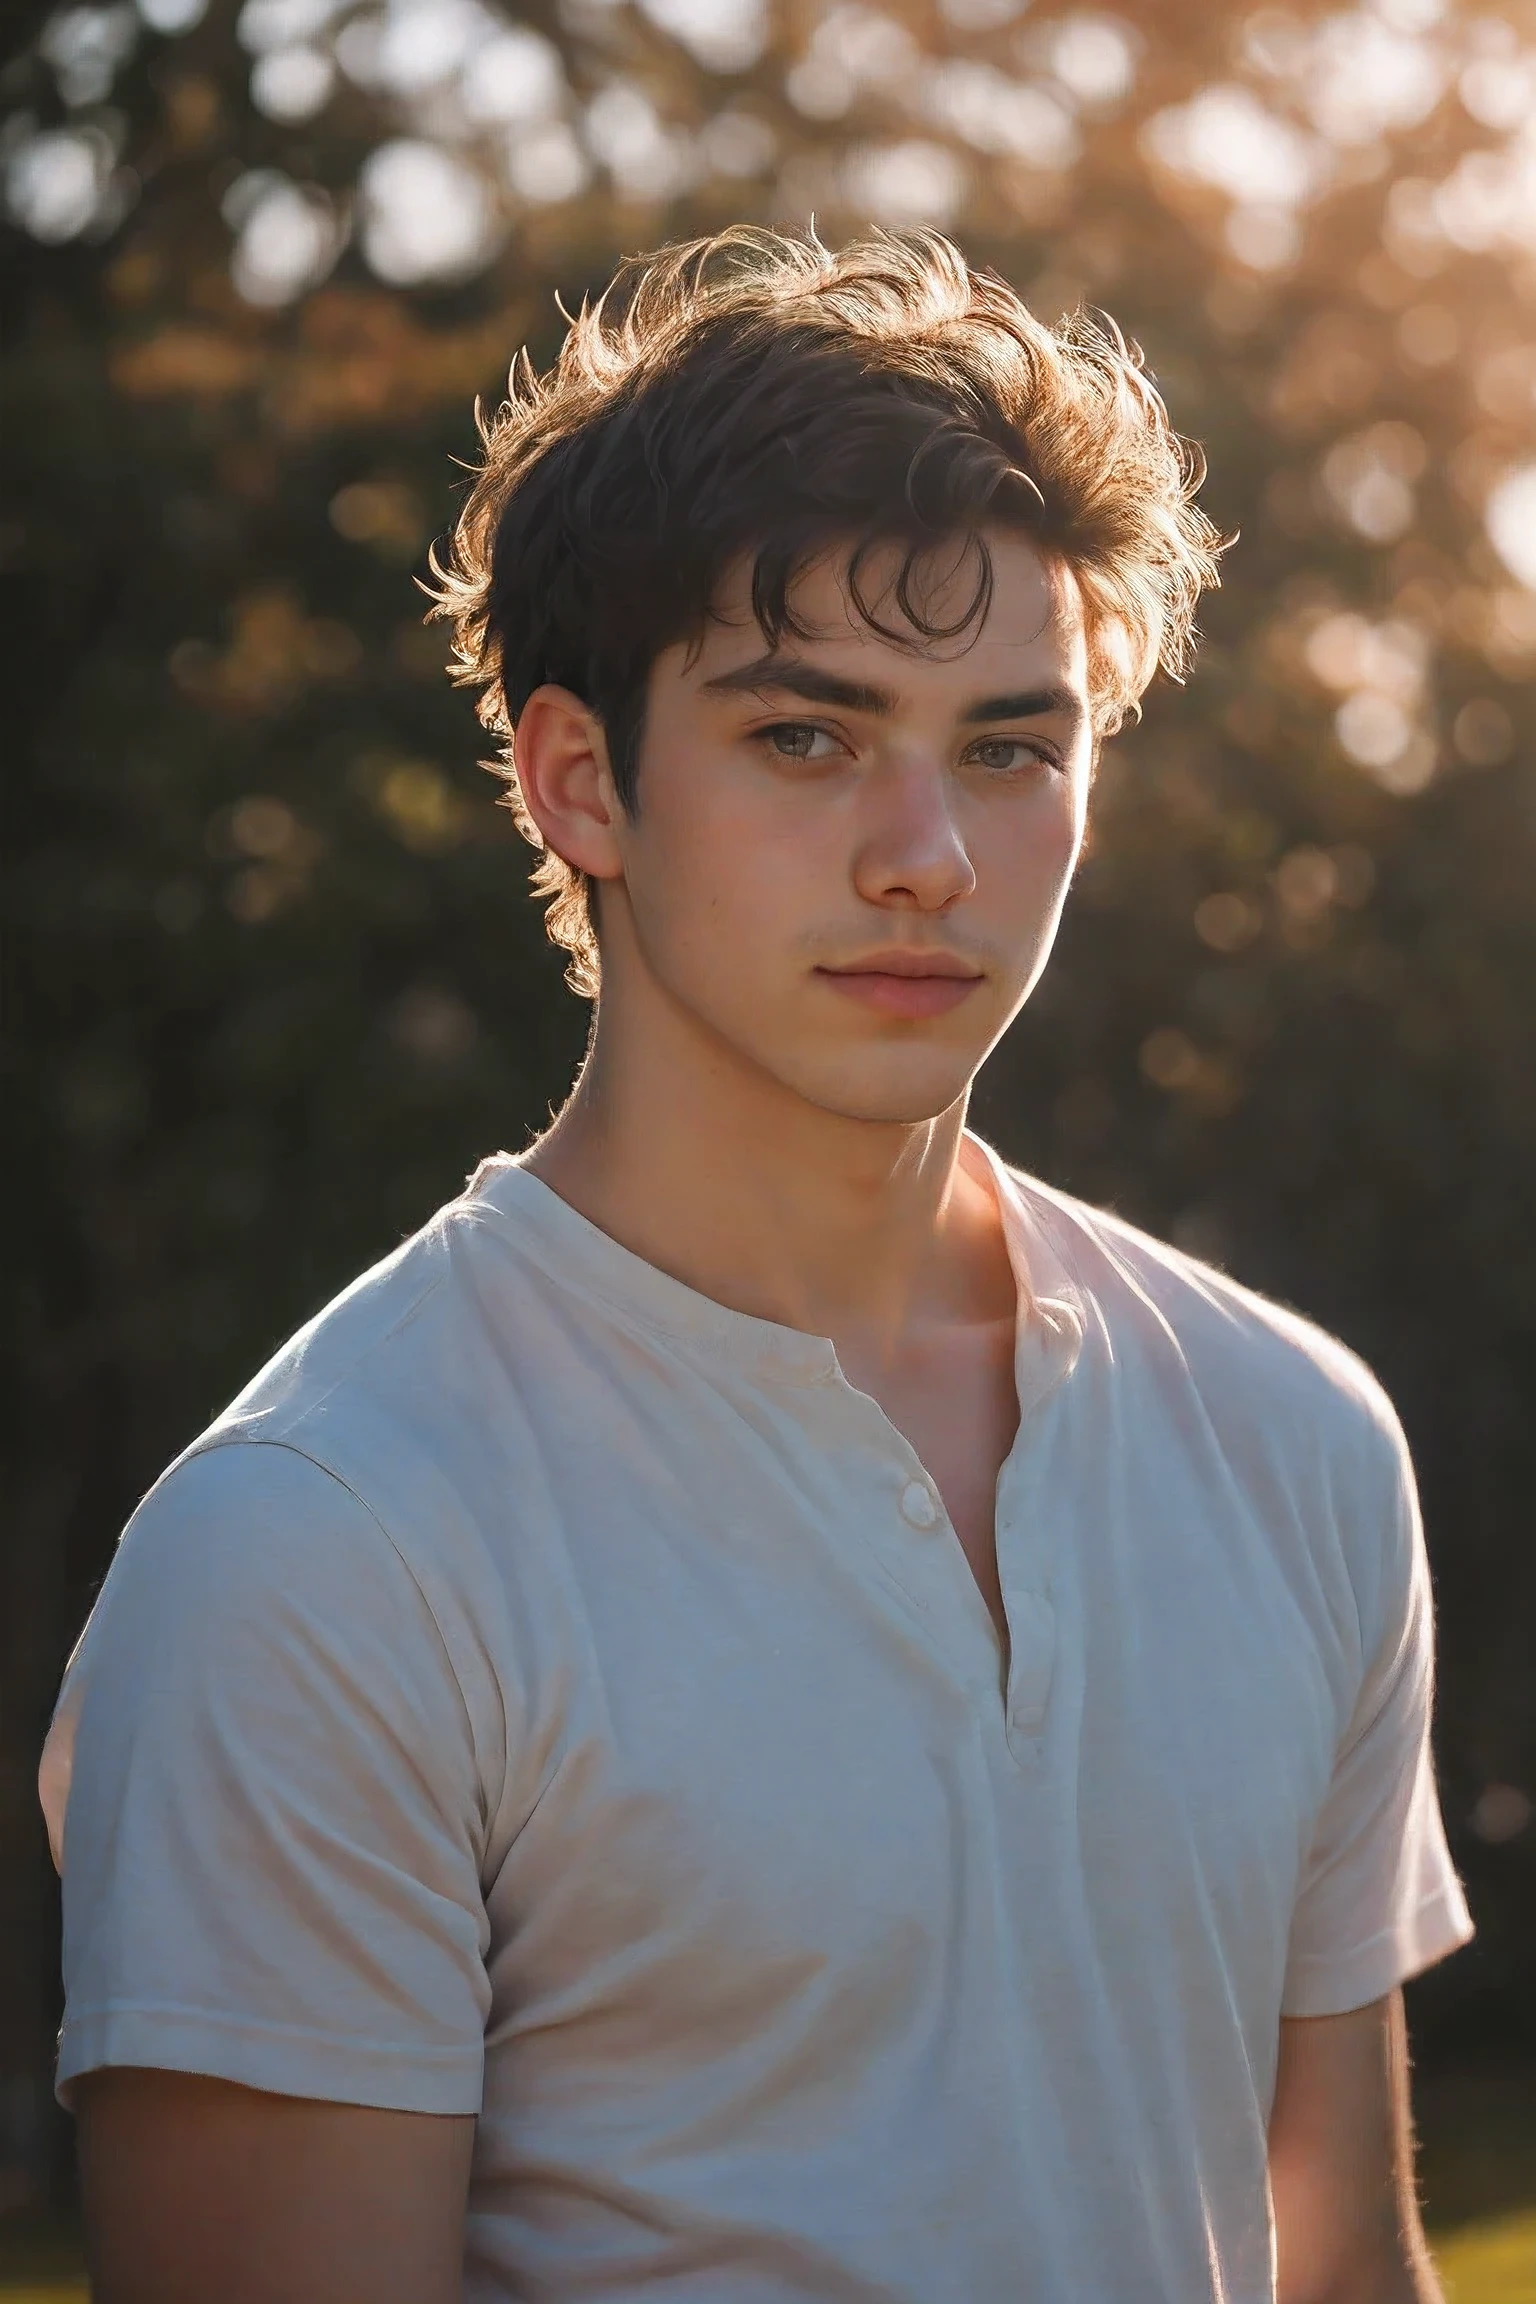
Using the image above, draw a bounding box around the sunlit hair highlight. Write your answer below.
[430,226,1225,996]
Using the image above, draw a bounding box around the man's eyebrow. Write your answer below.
[959,685,1085,727]
[698,654,897,717]
[699,656,1087,731]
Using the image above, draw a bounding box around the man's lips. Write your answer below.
[813,952,986,1020]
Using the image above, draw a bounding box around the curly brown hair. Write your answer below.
[430,226,1224,997]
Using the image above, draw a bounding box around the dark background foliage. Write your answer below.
[4,0,1535,2210]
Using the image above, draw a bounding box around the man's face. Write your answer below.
[603,529,1095,1125]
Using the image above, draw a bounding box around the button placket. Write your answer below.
[993,1351,1071,1754]
[872,1461,1004,1679]
[1005,1590,1056,1738]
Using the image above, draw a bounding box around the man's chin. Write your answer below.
[780,1052,980,1129]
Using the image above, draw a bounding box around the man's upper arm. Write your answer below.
[1269,1993,1440,2304]
[46,1440,492,2110]
[1271,1415,1469,2300]
[1282,1405,1471,2020]
[77,2068,474,2304]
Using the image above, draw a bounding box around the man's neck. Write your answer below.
[522,981,1015,1372]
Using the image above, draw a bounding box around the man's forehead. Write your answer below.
[696,532,1085,686]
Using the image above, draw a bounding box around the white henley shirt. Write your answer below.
[41,1139,1473,2302]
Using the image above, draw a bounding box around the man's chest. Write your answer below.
[474,1380,1343,2069]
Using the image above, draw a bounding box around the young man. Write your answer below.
[43,229,1471,2303]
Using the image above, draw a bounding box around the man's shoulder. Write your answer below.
[67,1175,541,1739]
[186,1166,541,1480]
[1005,1164,1406,1472]
[207,1209,458,1452]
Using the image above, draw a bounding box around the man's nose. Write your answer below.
[850,757,977,913]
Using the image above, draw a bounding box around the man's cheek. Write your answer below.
[985,803,1079,900]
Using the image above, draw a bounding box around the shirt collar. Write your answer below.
[461,1135,1086,1406]
[461,1155,840,1384]
[965,1136,1087,1416]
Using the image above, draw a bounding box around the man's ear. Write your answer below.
[512,686,626,883]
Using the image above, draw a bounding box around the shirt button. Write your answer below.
[900,1478,940,1530]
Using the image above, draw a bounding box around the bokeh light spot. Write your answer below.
[700,111,777,179]
[5,126,114,241]
[1225,204,1301,272]
[250,43,335,121]
[228,795,300,858]
[506,119,590,204]
[461,26,563,124]
[841,139,967,227]
[787,7,917,120]
[236,0,336,53]
[1485,465,1536,591]
[374,0,483,94]
[1452,697,1514,766]
[585,83,697,203]
[1470,1783,1532,1845]
[1275,846,1338,918]
[1038,14,1139,109]
[1143,84,1322,209]
[329,480,426,556]
[1193,891,1264,953]
[1319,422,1425,544]
[927,64,1079,171]
[359,137,500,283]
[639,0,767,74]
[136,0,208,28]
[230,175,341,306]
[391,985,479,1064]
[1335,689,1411,767]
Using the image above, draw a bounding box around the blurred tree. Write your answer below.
[4,0,1536,2207]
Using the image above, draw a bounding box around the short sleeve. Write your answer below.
[41,1441,491,2112]
[1281,1422,1473,2017]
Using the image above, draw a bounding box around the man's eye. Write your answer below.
[967,737,1051,774]
[762,722,839,761]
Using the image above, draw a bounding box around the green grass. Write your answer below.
[1415,2069,1536,2304]
[1434,2211,1536,2304]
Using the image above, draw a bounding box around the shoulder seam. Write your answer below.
[246,1262,449,1440]
[180,1433,485,1826]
